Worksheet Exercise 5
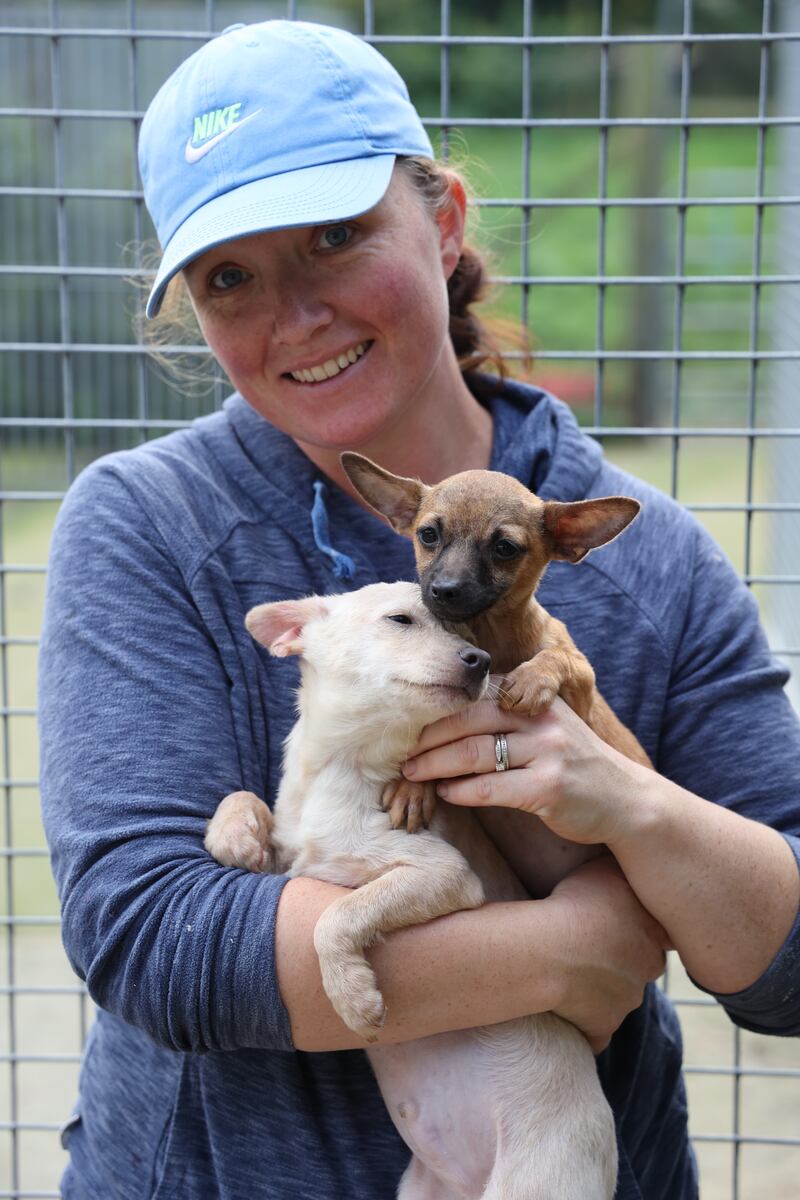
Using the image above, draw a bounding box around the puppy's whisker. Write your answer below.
[489,681,512,705]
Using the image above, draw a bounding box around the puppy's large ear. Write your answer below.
[542,497,641,563]
[245,596,330,658]
[341,452,428,536]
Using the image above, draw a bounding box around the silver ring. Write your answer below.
[494,732,510,772]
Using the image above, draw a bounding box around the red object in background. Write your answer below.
[532,369,595,412]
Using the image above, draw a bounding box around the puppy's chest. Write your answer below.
[274,764,394,887]
[470,603,549,674]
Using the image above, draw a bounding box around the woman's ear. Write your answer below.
[436,176,467,280]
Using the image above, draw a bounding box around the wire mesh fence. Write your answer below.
[1,1,799,1197]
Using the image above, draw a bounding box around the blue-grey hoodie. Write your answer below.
[39,379,800,1200]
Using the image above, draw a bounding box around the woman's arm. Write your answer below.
[40,458,663,1059]
[607,764,800,994]
[276,855,667,1053]
[39,460,295,1054]
[405,697,800,1004]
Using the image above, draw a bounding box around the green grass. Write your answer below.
[3,488,58,920]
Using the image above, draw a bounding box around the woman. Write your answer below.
[39,20,800,1200]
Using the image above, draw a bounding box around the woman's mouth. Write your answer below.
[285,340,372,385]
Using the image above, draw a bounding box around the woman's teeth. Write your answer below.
[289,341,369,384]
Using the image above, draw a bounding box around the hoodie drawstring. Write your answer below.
[311,480,356,581]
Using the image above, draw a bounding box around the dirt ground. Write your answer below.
[1,931,798,1198]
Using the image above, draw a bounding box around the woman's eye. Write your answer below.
[493,539,521,561]
[317,225,352,250]
[417,526,439,548]
[386,613,413,625]
[209,265,249,291]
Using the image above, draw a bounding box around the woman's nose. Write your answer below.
[270,285,335,346]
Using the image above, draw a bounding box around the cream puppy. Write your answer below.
[205,581,617,1200]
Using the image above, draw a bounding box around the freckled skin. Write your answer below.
[182,172,465,458]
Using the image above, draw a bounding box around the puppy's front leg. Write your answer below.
[205,790,275,873]
[499,613,653,768]
[381,777,437,832]
[312,835,484,1042]
[500,614,595,720]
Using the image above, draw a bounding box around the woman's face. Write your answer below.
[182,170,465,453]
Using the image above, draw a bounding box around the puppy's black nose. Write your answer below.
[458,646,491,678]
[431,579,463,603]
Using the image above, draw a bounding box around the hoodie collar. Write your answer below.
[220,393,415,587]
[485,375,604,501]
[222,376,603,508]
[218,378,604,585]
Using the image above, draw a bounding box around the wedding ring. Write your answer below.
[494,732,510,772]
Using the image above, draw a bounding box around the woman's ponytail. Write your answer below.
[396,156,509,377]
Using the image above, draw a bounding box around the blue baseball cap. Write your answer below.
[138,20,434,317]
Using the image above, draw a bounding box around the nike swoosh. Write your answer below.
[184,108,262,164]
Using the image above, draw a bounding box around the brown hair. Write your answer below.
[393,155,508,377]
[131,247,207,396]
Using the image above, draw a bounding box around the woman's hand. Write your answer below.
[545,855,669,1052]
[406,692,800,1001]
[403,692,652,846]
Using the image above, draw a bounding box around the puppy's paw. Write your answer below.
[381,778,436,832]
[205,790,274,873]
[318,953,387,1043]
[499,661,560,716]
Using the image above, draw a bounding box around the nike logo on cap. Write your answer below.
[184,107,262,164]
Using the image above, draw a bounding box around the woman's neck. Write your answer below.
[294,361,494,508]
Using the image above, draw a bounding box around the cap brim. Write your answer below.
[145,154,396,317]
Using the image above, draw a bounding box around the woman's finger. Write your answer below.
[432,766,535,812]
[403,730,524,784]
[409,695,530,757]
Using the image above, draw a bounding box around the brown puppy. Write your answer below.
[341,453,651,892]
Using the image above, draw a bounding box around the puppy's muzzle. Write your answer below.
[459,646,491,700]
[425,576,501,624]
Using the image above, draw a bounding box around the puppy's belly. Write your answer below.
[475,808,601,898]
[368,1030,496,1197]
[370,1014,615,1200]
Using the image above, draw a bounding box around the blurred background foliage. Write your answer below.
[0,0,792,473]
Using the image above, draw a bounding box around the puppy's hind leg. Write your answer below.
[481,1161,614,1200]
[204,790,275,873]
[396,1156,470,1200]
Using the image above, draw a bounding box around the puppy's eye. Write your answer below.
[386,613,414,625]
[417,526,439,548]
[493,539,522,561]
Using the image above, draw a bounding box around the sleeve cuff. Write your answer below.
[226,870,295,1052]
[689,833,800,1035]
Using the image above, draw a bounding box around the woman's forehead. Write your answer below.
[184,224,316,272]
[183,171,423,274]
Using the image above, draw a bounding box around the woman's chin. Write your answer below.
[282,389,408,453]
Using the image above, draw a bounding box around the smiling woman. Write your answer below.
[37,16,800,1200]
[145,152,508,408]
[285,336,369,384]
[179,170,494,473]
